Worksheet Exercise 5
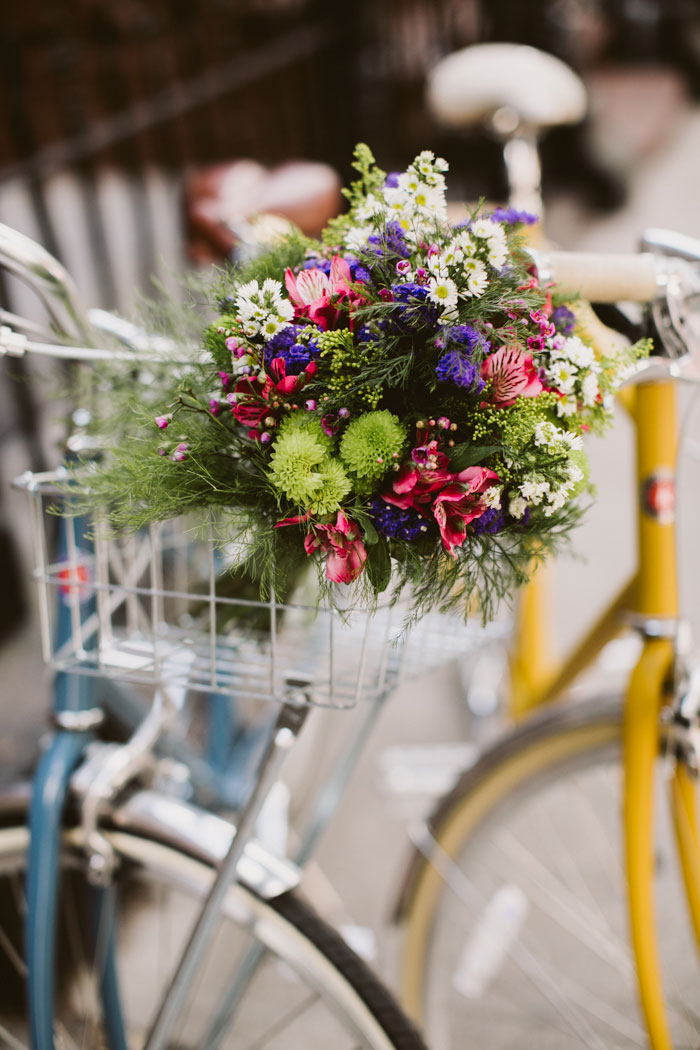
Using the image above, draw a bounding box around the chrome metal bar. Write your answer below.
[143,699,309,1050]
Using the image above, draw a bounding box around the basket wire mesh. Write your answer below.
[18,470,458,710]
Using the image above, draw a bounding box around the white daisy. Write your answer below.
[344,225,373,252]
[461,258,488,297]
[533,421,559,449]
[471,218,502,241]
[428,276,459,311]
[261,278,284,300]
[260,316,290,341]
[236,279,260,302]
[547,360,577,395]
[557,396,579,418]
[558,430,584,451]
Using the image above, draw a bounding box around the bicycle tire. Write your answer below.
[397,694,700,1050]
[0,815,428,1050]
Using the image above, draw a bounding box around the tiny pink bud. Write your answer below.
[376,457,383,464]
[158,448,166,456]
[437,416,450,429]
[209,399,221,416]
[226,393,236,405]
[176,443,187,452]
[155,416,169,430]
[392,451,399,458]
[338,407,350,419]
[225,336,239,354]
[219,371,230,388]
[305,399,317,411]
[172,451,186,462]
[260,432,271,444]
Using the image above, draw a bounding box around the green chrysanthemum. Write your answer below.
[309,458,353,515]
[268,414,350,512]
[276,413,334,455]
[340,411,407,488]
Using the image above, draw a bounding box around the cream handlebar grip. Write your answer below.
[544,251,659,302]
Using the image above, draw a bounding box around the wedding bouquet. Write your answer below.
[86,145,646,620]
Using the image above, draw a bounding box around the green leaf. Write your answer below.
[361,516,379,546]
[448,444,502,471]
[365,538,391,593]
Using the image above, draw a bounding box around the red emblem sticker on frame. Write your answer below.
[57,555,94,604]
[641,471,675,524]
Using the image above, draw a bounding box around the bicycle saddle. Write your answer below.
[427,43,587,133]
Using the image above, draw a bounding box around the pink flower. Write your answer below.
[303,510,367,583]
[231,358,316,438]
[433,467,500,556]
[481,344,543,407]
[284,256,367,331]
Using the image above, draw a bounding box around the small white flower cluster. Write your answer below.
[235,279,294,342]
[507,420,585,519]
[423,219,507,318]
[346,151,449,252]
[542,334,601,418]
[509,458,584,519]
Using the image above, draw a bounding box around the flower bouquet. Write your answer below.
[86,145,646,621]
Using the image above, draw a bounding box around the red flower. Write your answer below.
[303,510,367,583]
[231,358,316,439]
[481,344,543,407]
[433,467,500,556]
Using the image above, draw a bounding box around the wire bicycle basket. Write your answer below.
[16,468,476,711]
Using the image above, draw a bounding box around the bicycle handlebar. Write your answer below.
[535,250,661,302]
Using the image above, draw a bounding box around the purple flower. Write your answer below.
[265,327,320,374]
[389,282,439,332]
[302,256,332,274]
[384,172,401,188]
[370,498,427,541]
[552,305,576,336]
[436,350,485,392]
[368,220,411,259]
[439,324,489,356]
[489,207,539,226]
[472,506,506,535]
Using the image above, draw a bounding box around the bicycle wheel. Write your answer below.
[0,806,428,1050]
[398,694,700,1050]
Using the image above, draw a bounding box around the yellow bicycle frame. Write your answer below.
[508,377,700,1049]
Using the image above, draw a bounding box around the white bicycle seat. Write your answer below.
[427,43,587,133]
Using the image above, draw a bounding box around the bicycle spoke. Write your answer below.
[240,991,320,1050]
[0,917,27,980]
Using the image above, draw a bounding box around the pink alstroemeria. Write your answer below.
[284,256,366,330]
[433,467,500,556]
[383,443,452,512]
[303,510,367,583]
[481,344,543,407]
